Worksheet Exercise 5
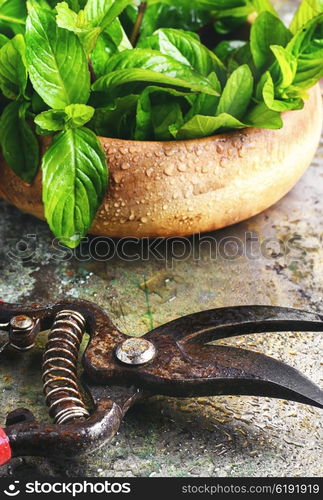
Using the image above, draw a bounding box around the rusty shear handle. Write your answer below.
[0,300,133,462]
[42,308,90,425]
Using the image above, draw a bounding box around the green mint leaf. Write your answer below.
[56,0,132,55]
[287,13,323,56]
[0,34,28,100]
[55,1,81,30]
[83,0,133,31]
[261,71,304,111]
[102,17,132,50]
[290,0,323,34]
[134,86,189,140]
[64,104,95,128]
[229,43,257,75]
[138,28,226,83]
[42,126,107,248]
[147,1,246,9]
[93,68,219,97]
[286,13,323,89]
[293,52,323,90]
[175,113,246,140]
[26,2,90,109]
[153,102,183,140]
[56,1,100,54]
[270,45,298,89]
[175,100,283,140]
[202,0,278,20]
[93,48,220,96]
[183,73,221,123]
[249,0,278,16]
[0,33,9,48]
[212,6,253,20]
[139,3,211,40]
[250,11,292,68]
[60,0,81,11]
[0,101,39,183]
[35,104,94,132]
[0,0,27,34]
[31,91,48,115]
[35,1,56,9]
[244,102,283,129]
[43,0,84,10]
[91,18,132,78]
[77,26,102,55]
[217,64,253,119]
[214,40,246,63]
[144,1,252,37]
[35,109,67,132]
[63,0,82,10]
[90,95,139,138]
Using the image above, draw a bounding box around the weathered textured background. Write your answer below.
[0,0,322,478]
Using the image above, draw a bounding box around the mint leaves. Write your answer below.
[0,0,27,34]
[42,127,107,248]
[93,48,220,96]
[0,0,322,248]
[24,1,106,249]
[0,25,39,184]
[250,12,291,68]
[26,3,90,108]
[138,28,226,82]
[35,104,95,132]
[0,100,39,182]
[289,0,323,34]
[0,34,27,100]
[217,64,253,118]
[56,0,132,54]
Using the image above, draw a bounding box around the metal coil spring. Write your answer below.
[42,310,90,425]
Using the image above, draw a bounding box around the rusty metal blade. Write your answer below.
[147,306,323,344]
[173,344,323,409]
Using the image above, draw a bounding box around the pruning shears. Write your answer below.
[0,299,322,466]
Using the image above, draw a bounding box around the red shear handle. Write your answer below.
[0,427,11,466]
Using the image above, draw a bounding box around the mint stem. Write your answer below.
[88,60,96,84]
[130,1,147,47]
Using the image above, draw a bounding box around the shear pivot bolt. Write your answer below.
[10,315,34,331]
[116,338,156,365]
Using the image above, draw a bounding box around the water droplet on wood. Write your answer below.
[164,166,175,176]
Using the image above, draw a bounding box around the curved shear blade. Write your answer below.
[180,344,323,409]
[144,306,323,408]
[147,306,323,344]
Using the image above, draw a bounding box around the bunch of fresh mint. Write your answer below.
[0,0,322,247]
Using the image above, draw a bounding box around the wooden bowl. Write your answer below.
[0,85,321,238]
